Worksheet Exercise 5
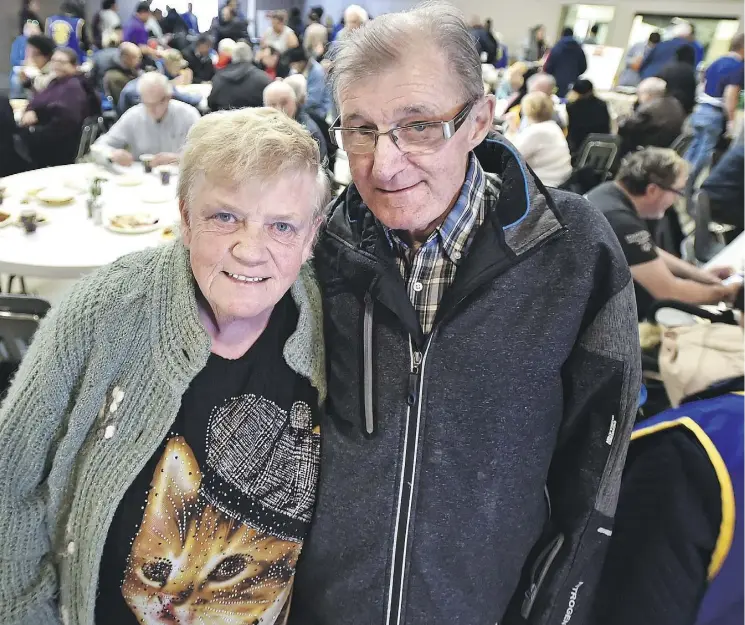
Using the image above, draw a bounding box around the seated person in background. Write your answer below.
[494,60,527,101]
[566,78,611,155]
[509,92,572,187]
[210,3,248,48]
[183,34,215,84]
[92,72,200,167]
[304,7,328,59]
[263,80,327,160]
[285,73,335,169]
[9,20,41,99]
[657,43,698,115]
[214,37,235,70]
[286,46,331,119]
[158,48,193,85]
[207,41,270,111]
[261,10,299,53]
[701,132,745,235]
[103,42,142,106]
[256,46,290,80]
[517,72,567,130]
[117,70,201,115]
[18,47,91,169]
[586,148,738,321]
[0,97,26,176]
[19,34,56,96]
[617,77,686,157]
[90,29,124,95]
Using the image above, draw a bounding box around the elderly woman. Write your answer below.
[0,108,328,625]
[510,91,572,187]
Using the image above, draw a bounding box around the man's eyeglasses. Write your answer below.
[657,184,685,197]
[330,100,477,155]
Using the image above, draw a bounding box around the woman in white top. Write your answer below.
[510,91,572,187]
[262,10,299,54]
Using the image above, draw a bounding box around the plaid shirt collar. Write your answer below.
[384,153,486,264]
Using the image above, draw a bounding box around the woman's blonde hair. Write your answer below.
[521,91,554,123]
[178,108,330,219]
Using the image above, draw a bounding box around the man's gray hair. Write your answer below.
[526,72,556,94]
[329,0,482,106]
[637,77,666,100]
[232,41,253,63]
[138,71,173,97]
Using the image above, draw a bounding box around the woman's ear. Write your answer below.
[179,199,192,247]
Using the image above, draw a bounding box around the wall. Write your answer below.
[306,0,744,54]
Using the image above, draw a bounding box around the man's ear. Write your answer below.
[469,95,496,149]
[179,198,192,247]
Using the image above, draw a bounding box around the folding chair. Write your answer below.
[670,132,694,158]
[574,133,622,177]
[0,294,51,395]
[76,115,104,162]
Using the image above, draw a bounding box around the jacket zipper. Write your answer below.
[386,334,432,625]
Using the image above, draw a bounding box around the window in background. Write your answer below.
[627,14,741,66]
[560,4,616,45]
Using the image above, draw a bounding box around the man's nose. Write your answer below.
[371,133,405,181]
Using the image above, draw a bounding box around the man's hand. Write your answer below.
[111,149,134,167]
[151,152,178,167]
[20,110,38,126]
[705,266,736,282]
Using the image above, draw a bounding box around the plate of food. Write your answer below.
[0,210,13,228]
[106,213,161,234]
[36,187,76,206]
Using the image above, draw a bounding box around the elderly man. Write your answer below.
[263,80,327,160]
[93,72,200,167]
[286,46,331,119]
[520,72,567,129]
[102,42,142,106]
[289,3,641,625]
[208,41,270,110]
[586,148,739,320]
[338,4,368,38]
[617,77,686,157]
[183,34,215,83]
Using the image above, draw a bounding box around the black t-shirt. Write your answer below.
[95,294,319,625]
[586,182,658,320]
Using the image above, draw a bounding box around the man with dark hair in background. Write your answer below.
[183,34,215,83]
[618,31,661,87]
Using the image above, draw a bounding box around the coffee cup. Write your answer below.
[20,209,37,233]
[158,167,172,186]
[140,153,154,173]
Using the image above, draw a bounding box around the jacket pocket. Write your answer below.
[536,510,614,625]
[521,532,565,618]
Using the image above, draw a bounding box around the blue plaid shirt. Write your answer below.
[384,153,501,335]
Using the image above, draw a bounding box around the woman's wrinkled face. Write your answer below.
[181,174,319,325]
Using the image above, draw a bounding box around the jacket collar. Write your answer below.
[149,242,326,402]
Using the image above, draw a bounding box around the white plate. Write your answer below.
[36,187,76,205]
[115,175,144,187]
[141,191,176,204]
[0,211,13,228]
[105,214,161,235]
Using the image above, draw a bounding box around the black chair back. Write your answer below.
[574,133,622,175]
[76,116,104,162]
[0,295,50,363]
[693,189,728,263]
[670,132,694,157]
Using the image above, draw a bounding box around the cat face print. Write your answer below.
[122,436,302,625]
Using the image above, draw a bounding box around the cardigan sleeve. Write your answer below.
[0,280,99,625]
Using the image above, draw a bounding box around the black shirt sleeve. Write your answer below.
[605,210,659,267]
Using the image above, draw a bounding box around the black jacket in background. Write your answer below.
[545,36,588,97]
[472,26,498,64]
[207,62,271,111]
[183,45,215,84]
[210,15,248,46]
[657,61,698,115]
[566,95,612,154]
[618,95,686,156]
[290,136,641,625]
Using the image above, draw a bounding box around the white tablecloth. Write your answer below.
[0,163,180,280]
[597,90,636,121]
[177,83,212,111]
[705,232,745,271]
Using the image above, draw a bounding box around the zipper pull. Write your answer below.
[407,372,418,406]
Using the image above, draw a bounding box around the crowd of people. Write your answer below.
[0,4,743,625]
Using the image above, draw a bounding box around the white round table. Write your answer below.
[0,163,181,280]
